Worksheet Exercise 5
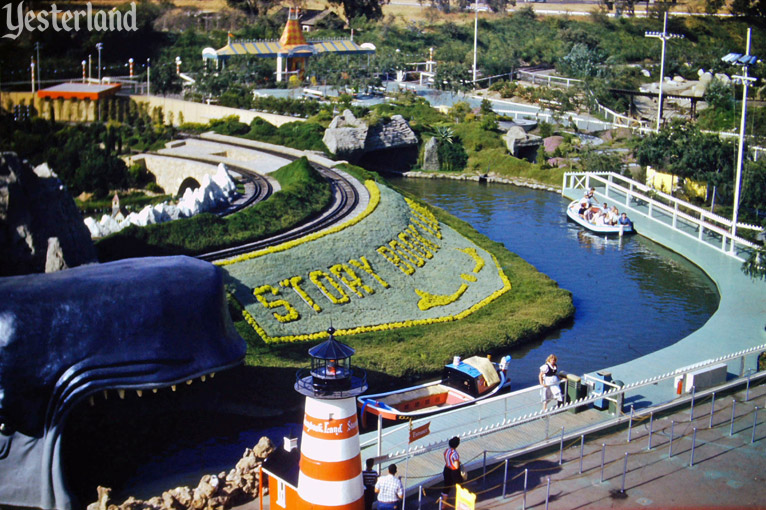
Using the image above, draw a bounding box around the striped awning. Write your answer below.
[216,39,374,58]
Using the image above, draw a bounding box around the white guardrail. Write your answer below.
[562,171,762,261]
[362,343,766,464]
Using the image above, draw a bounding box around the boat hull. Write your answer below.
[358,369,508,424]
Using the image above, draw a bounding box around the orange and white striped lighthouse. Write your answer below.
[295,328,368,510]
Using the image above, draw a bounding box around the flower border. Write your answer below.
[240,253,512,343]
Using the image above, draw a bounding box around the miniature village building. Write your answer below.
[213,9,375,82]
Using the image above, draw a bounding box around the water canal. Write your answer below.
[389,176,720,388]
[101,177,719,503]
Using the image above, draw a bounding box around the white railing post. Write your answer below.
[672,203,678,229]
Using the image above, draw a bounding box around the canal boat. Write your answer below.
[566,199,634,235]
[358,355,511,424]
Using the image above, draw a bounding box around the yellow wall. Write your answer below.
[0,91,103,122]
[646,166,707,199]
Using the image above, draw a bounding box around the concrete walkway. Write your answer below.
[408,382,766,510]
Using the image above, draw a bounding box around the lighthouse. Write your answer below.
[294,327,368,510]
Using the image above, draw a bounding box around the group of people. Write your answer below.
[364,355,566,509]
[364,436,464,510]
[576,188,632,228]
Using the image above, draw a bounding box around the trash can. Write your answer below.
[593,371,612,410]
[566,374,587,413]
[608,380,625,415]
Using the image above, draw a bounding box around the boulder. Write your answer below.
[323,110,417,164]
[505,127,543,162]
[322,110,368,161]
[252,437,275,460]
[422,137,440,171]
[45,237,68,273]
[365,115,418,152]
[0,152,96,276]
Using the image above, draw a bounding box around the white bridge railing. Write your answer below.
[562,171,762,261]
[362,343,766,466]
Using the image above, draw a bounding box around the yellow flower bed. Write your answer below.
[223,181,512,344]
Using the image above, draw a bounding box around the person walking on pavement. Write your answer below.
[442,436,462,500]
[539,354,564,411]
[363,458,379,510]
[375,464,403,510]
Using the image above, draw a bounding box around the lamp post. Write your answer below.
[34,42,41,90]
[722,27,759,248]
[82,60,86,83]
[644,12,684,132]
[146,58,151,95]
[88,54,92,82]
[96,42,103,82]
[30,58,35,93]
[129,58,134,79]
[472,0,478,84]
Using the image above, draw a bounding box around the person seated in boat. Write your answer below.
[618,212,633,228]
[593,211,607,226]
[608,206,620,226]
[577,197,590,218]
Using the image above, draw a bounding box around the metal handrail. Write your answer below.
[563,171,761,259]
[371,342,766,461]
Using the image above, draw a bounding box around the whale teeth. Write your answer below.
[201,375,206,382]
[89,396,95,407]
[136,390,143,397]
[152,388,158,394]
[118,389,126,400]
[186,379,193,385]
[210,373,215,378]
[103,390,108,400]
[171,385,177,392]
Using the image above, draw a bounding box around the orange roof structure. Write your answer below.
[279,11,308,49]
[37,83,121,101]
[215,9,374,59]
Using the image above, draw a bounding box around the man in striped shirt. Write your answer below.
[375,464,403,510]
[363,458,379,510]
[442,436,462,500]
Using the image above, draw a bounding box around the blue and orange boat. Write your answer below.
[358,355,511,423]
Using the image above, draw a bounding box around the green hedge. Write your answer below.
[96,157,332,261]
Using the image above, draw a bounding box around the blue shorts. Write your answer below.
[378,502,398,510]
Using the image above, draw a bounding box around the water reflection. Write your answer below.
[389,176,719,388]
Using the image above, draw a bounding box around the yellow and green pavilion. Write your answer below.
[214,9,375,82]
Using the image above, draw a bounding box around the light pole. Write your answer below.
[96,42,103,82]
[644,12,684,132]
[30,57,35,93]
[88,54,92,82]
[82,60,87,83]
[722,27,759,247]
[472,0,478,84]
[34,42,41,90]
[146,58,151,95]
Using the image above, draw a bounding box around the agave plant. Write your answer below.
[433,125,455,144]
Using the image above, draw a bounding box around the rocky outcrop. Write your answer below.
[422,137,440,171]
[89,437,276,510]
[505,127,543,163]
[323,110,418,165]
[0,152,96,276]
[322,110,369,161]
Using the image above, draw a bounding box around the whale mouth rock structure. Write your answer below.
[0,256,246,510]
